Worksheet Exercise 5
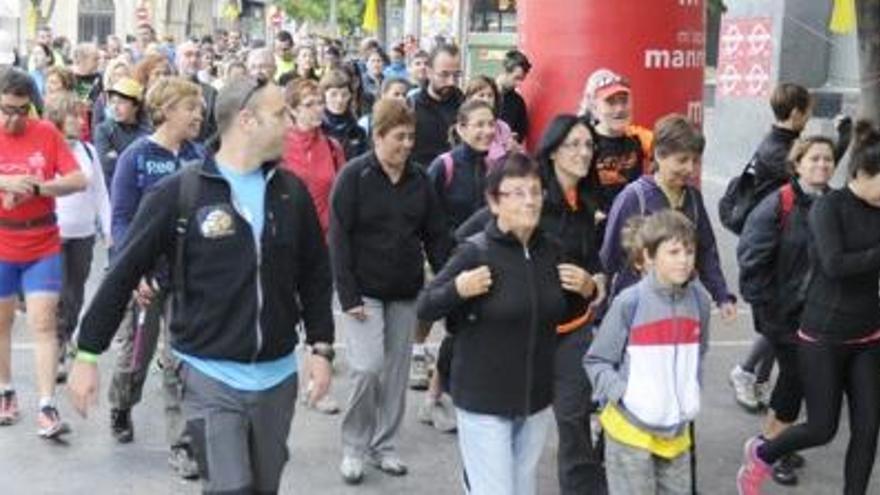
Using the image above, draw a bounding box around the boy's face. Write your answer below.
[646,239,695,286]
[656,151,700,190]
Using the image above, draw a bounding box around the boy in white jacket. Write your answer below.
[585,210,711,494]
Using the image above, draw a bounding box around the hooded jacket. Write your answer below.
[322,110,368,161]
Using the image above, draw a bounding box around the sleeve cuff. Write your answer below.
[75,350,99,364]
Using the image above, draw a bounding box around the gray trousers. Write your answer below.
[341,297,416,458]
[107,289,186,447]
[180,363,298,494]
[604,435,691,495]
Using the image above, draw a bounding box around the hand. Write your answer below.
[307,353,333,406]
[67,360,99,418]
[346,305,367,321]
[595,210,608,224]
[835,114,852,134]
[0,175,39,195]
[455,265,492,299]
[719,301,737,322]
[558,263,596,298]
[589,274,608,311]
[133,278,156,307]
[505,138,524,154]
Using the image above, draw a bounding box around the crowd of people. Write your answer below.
[0,21,879,495]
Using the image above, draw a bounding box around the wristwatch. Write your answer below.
[311,342,335,363]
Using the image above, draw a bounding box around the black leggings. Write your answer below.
[766,337,802,423]
[758,341,880,495]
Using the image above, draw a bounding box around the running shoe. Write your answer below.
[736,436,771,495]
[168,445,200,480]
[729,365,760,412]
[37,406,70,439]
[754,380,772,409]
[368,452,408,476]
[408,353,432,390]
[111,408,134,443]
[340,455,364,485]
[0,390,20,426]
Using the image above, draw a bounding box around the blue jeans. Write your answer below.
[456,406,552,495]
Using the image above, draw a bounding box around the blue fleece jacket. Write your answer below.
[110,136,204,246]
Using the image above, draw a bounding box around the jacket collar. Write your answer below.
[484,216,543,250]
[200,153,280,180]
[644,269,690,302]
[366,151,418,181]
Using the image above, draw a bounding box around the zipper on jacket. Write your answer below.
[224,174,267,362]
[523,244,537,417]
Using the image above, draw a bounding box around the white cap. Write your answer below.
[0,30,15,66]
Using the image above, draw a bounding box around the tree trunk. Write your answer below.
[857,0,880,123]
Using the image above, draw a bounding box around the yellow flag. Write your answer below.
[830,0,856,34]
[363,0,379,33]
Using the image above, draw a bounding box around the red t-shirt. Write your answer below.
[0,119,79,262]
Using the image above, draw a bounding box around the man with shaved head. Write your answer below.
[247,47,277,81]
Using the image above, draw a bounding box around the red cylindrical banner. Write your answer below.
[518,0,706,146]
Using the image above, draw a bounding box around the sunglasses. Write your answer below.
[0,102,30,117]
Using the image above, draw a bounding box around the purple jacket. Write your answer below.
[599,175,734,305]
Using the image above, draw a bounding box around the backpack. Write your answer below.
[717,156,783,235]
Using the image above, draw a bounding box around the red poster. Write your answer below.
[717,17,773,98]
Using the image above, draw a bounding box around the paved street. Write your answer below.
[1,115,874,495]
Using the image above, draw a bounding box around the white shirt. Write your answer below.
[56,141,111,240]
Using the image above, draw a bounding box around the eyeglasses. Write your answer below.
[239,74,269,110]
[497,187,544,201]
[0,102,30,117]
[559,139,596,152]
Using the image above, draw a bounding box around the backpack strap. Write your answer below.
[441,152,455,189]
[173,163,203,309]
[79,140,95,164]
[778,182,796,230]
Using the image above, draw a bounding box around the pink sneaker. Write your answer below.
[0,390,19,426]
[737,436,772,495]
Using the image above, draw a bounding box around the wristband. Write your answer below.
[75,350,99,364]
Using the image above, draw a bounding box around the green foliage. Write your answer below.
[276,0,365,33]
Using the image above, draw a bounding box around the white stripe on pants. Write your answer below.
[340,296,416,458]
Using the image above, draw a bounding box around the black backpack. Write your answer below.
[717,155,782,235]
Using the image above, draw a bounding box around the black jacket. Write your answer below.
[409,87,464,167]
[322,111,368,161]
[195,79,218,144]
[751,126,801,193]
[78,158,334,361]
[456,167,602,326]
[329,152,453,311]
[93,119,150,189]
[800,187,880,342]
[737,179,819,335]
[417,220,568,416]
[427,142,488,231]
[499,86,528,142]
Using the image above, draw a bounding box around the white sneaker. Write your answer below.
[409,353,432,390]
[729,365,760,412]
[340,455,364,485]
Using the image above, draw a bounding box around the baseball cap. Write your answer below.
[0,30,16,66]
[108,77,144,102]
[585,68,631,101]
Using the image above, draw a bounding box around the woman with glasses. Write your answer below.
[417,152,594,495]
[454,115,608,493]
[283,78,345,238]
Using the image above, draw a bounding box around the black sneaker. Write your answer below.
[772,457,798,486]
[110,408,134,443]
[169,445,200,480]
[785,452,805,469]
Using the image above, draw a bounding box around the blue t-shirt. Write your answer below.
[176,163,296,391]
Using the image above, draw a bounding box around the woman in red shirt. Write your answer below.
[283,79,346,237]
